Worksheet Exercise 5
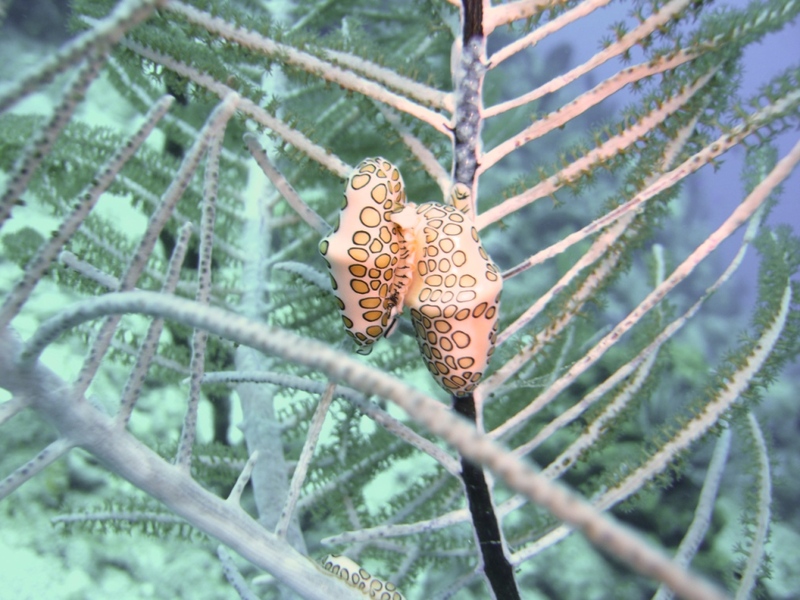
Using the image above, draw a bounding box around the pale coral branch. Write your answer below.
[540,207,764,475]
[51,511,183,526]
[0,94,174,330]
[486,47,696,120]
[515,244,666,460]
[512,280,790,567]
[344,394,460,476]
[535,343,658,473]
[59,247,235,309]
[324,48,453,112]
[490,0,693,107]
[227,451,259,506]
[117,221,193,428]
[484,87,800,265]
[276,383,335,539]
[482,51,698,166]
[164,1,451,135]
[321,507,469,546]
[653,427,731,600]
[124,40,351,178]
[499,120,717,444]
[0,395,29,427]
[109,335,189,375]
[177,113,230,470]
[59,251,122,291]
[488,0,612,68]
[0,0,164,115]
[288,0,338,32]
[734,413,772,600]
[70,94,239,401]
[244,133,331,235]
[497,211,631,346]
[17,291,728,600]
[473,109,697,396]
[596,284,789,517]
[113,174,245,262]
[201,370,460,476]
[477,69,715,228]
[484,0,556,34]
[272,261,331,293]
[0,51,107,231]
[0,332,362,600]
[490,136,800,439]
[478,218,627,397]
[297,442,403,513]
[0,438,74,501]
[217,546,260,600]
[104,57,251,178]
[386,473,454,526]
[378,106,452,198]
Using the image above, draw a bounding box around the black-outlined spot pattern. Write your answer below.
[322,555,405,600]
[320,158,502,395]
[403,202,502,396]
[319,157,406,354]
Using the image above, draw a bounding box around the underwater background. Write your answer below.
[1,0,798,598]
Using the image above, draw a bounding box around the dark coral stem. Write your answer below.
[452,393,520,599]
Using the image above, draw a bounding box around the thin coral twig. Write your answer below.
[298,442,403,513]
[164,2,451,134]
[201,370,460,476]
[514,244,668,460]
[324,48,453,112]
[734,413,772,600]
[321,508,471,546]
[276,383,335,539]
[512,281,790,567]
[70,94,239,401]
[538,343,659,474]
[486,86,800,265]
[478,217,627,397]
[489,0,612,67]
[244,134,331,235]
[484,0,554,34]
[486,113,701,404]
[17,290,729,600]
[596,286,789,515]
[112,174,245,263]
[478,68,715,224]
[124,40,351,178]
[483,48,698,138]
[490,0,694,107]
[177,113,229,470]
[227,451,259,505]
[217,546,261,600]
[490,137,800,439]
[0,0,164,114]
[653,427,730,600]
[0,95,173,330]
[378,105,452,198]
[117,221,193,428]
[0,396,29,426]
[0,438,74,501]
[0,50,107,231]
[59,245,234,308]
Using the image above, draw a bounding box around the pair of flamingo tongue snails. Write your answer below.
[319,158,501,396]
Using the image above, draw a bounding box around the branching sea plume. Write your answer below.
[0,1,798,598]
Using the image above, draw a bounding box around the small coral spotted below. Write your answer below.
[322,554,405,599]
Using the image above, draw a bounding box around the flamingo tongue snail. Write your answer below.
[319,157,501,396]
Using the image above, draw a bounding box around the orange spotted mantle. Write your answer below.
[319,157,502,396]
